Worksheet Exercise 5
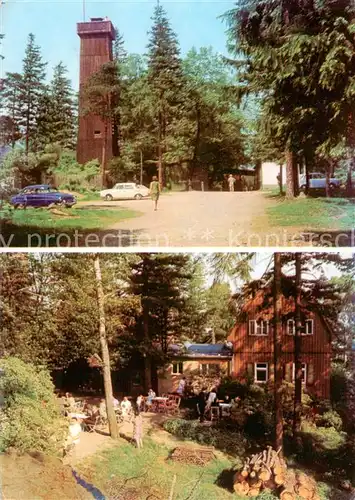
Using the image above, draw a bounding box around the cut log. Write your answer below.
[280,470,297,500]
[233,471,245,484]
[297,485,314,499]
[248,487,260,497]
[259,468,271,482]
[249,478,262,489]
[275,474,286,486]
[233,481,249,495]
[280,491,296,500]
[264,479,277,490]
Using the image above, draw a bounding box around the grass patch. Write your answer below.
[78,437,237,500]
[267,197,354,229]
[0,205,140,231]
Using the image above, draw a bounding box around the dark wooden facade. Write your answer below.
[227,295,332,399]
[76,18,115,166]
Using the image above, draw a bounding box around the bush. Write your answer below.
[163,418,247,458]
[0,357,67,455]
[218,378,250,399]
[330,364,348,408]
[316,410,343,431]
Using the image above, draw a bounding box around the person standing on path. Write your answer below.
[149,175,160,211]
[132,402,143,449]
[228,174,236,192]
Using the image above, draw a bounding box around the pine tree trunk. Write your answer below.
[25,110,30,156]
[293,253,302,444]
[325,162,331,198]
[346,157,353,198]
[93,255,119,439]
[254,160,262,190]
[304,152,311,194]
[101,122,108,188]
[279,164,283,195]
[190,102,201,182]
[158,110,163,187]
[143,307,152,392]
[285,149,297,198]
[273,252,284,457]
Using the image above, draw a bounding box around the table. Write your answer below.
[218,403,232,417]
[151,397,169,413]
[68,413,88,419]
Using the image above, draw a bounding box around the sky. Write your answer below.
[2,0,235,88]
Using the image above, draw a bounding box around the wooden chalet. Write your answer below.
[227,289,332,399]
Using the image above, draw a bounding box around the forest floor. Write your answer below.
[68,413,353,500]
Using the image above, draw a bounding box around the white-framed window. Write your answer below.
[305,319,314,335]
[200,363,219,375]
[287,319,295,335]
[292,363,307,383]
[249,320,269,336]
[172,362,183,374]
[254,363,268,383]
[286,318,314,335]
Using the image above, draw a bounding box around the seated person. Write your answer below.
[112,396,120,408]
[63,392,76,413]
[99,399,107,420]
[121,396,132,417]
[136,394,144,412]
[146,389,156,407]
[205,388,217,412]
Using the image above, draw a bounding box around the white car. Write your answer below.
[100,182,149,201]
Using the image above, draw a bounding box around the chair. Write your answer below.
[210,406,220,422]
[166,395,181,415]
[83,415,100,433]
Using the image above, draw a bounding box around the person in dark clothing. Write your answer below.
[197,387,208,422]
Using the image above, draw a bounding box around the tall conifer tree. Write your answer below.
[147,4,185,184]
[19,33,47,154]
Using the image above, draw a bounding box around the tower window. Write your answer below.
[94,130,102,138]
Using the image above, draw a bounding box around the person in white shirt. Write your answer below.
[228,174,236,192]
[64,417,82,455]
[205,388,217,412]
[136,394,144,412]
[121,396,132,418]
[112,397,119,408]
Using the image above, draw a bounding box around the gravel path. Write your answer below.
[79,191,298,247]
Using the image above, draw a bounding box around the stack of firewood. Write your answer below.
[170,446,215,466]
[233,446,320,499]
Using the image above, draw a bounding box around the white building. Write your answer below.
[261,162,286,187]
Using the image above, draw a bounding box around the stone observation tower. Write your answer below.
[76,17,115,166]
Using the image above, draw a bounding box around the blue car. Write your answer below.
[10,185,76,209]
[299,173,341,192]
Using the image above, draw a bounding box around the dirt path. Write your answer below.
[79,191,300,247]
[66,413,227,470]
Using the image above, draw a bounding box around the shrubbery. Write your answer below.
[0,357,67,455]
[163,418,247,458]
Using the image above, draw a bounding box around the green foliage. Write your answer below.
[163,418,247,458]
[53,152,100,192]
[315,410,343,432]
[0,357,66,455]
[331,364,348,407]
